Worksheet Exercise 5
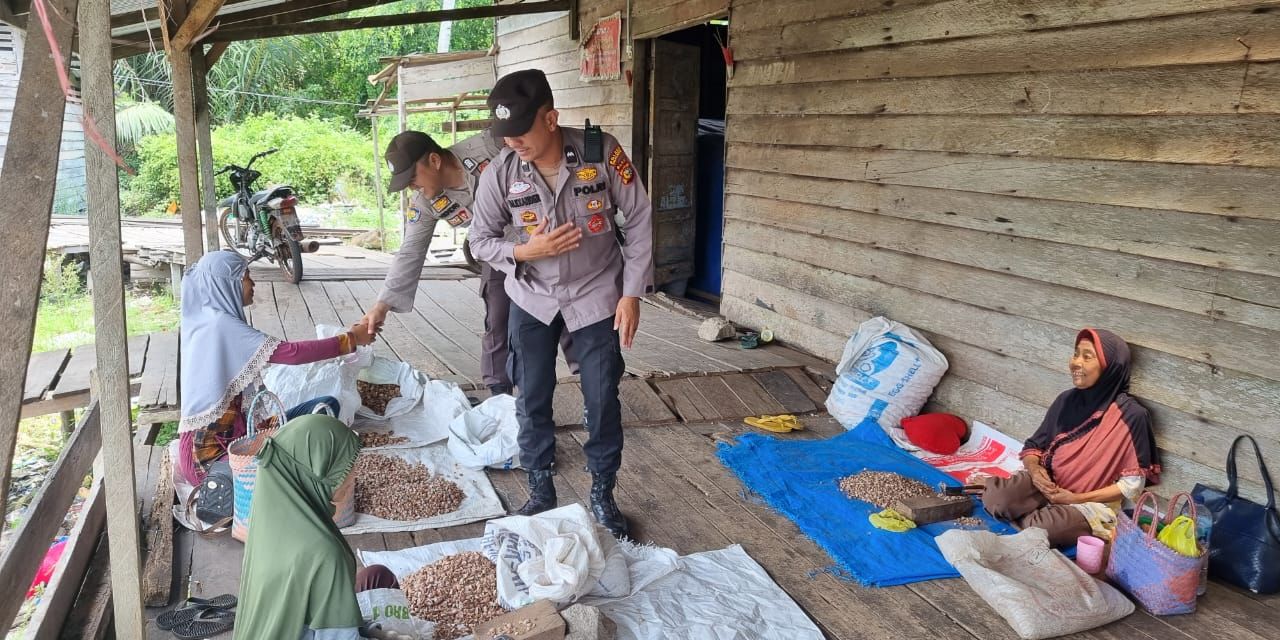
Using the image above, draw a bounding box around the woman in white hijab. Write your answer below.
[176,250,375,485]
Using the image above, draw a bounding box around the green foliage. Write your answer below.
[114,1,495,128]
[154,422,180,447]
[40,254,84,304]
[115,96,176,151]
[122,114,374,215]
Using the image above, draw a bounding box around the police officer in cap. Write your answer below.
[360,128,574,396]
[469,69,654,538]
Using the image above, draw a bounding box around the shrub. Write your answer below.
[122,113,375,215]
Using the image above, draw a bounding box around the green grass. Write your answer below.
[14,257,182,466]
[32,284,180,353]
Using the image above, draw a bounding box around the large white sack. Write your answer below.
[481,504,630,609]
[936,528,1134,639]
[263,324,372,425]
[447,394,521,470]
[825,316,948,448]
[355,356,426,420]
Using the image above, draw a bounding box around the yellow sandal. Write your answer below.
[744,414,801,433]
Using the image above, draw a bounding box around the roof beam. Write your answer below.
[205,0,569,43]
[170,0,227,50]
[203,40,228,67]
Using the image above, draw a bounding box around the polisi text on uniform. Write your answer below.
[573,181,606,197]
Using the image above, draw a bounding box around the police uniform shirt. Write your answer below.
[377,131,507,312]
[468,127,655,332]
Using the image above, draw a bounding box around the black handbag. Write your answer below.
[188,459,235,534]
[1191,435,1280,594]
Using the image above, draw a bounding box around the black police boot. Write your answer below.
[516,469,557,516]
[590,472,630,539]
[488,384,513,396]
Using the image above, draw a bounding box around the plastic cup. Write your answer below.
[1076,535,1106,574]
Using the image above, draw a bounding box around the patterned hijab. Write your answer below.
[178,251,280,433]
[1022,328,1161,492]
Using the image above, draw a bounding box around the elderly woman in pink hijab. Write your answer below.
[983,328,1161,547]
[175,251,375,485]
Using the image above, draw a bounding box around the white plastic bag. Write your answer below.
[355,588,435,638]
[481,504,629,609]
[356,356,426,420]
[423,380,472,432]
[826,316,948,447]
[936,528,1134,639]
[447,394,521,470]
[263,324,372,425]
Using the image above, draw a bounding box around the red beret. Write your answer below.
[902,413,967,455]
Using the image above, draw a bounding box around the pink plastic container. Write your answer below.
[1076,535,1106,574]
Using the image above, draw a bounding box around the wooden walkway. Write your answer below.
[22,333,159,420]
[246,278,812,390]
[124,276,1280,639]
[142,412,1280,640]
[45,216,474,283]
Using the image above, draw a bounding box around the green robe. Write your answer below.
[236,414,362,639]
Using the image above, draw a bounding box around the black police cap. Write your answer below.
[487,69,553,137]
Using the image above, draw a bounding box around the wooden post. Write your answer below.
[166,0,204,265]
[82,0,147,635]
[372,117,386,250]
[60,410,77,440]
[193,48,220,252]
[170,261,185,297]
[0,0,79,524]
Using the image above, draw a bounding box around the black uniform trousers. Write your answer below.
[508,302,624,474]
[481,263,578,388]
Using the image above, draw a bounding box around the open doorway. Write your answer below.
[635,21,728,301]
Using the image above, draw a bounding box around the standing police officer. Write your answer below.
[469,69,654,538]
[359,129,573,396]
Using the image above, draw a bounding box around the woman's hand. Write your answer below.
[1045,488,1080,505]
[1029,466,1058,494]
[349,323,375,347]
[1024,457,1058,495]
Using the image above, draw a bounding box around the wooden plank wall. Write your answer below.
[0,24,86,215]
[720,0,1280,500]
[495,1,634,153]
[0,25,19,169]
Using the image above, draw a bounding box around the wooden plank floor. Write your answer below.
[142,413,1280,639]
[254,278,816,390]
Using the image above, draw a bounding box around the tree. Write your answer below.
[114,96,175,151]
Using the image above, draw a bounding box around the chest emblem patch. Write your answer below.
[588,213,606,233]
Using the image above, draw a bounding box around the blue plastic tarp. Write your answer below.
[717,419,1016,587]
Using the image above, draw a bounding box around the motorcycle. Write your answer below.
[215,148,307,284]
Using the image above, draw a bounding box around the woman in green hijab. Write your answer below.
[235,414,397,639]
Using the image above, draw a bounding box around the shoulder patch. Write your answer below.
[609,147,635,185]
[406,207,422,224]
[445,208,472,227]
[462,157,478,172]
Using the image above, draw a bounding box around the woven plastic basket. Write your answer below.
[1106,492,1204,615]
[332,472,357,528]
[228,390,287,543]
